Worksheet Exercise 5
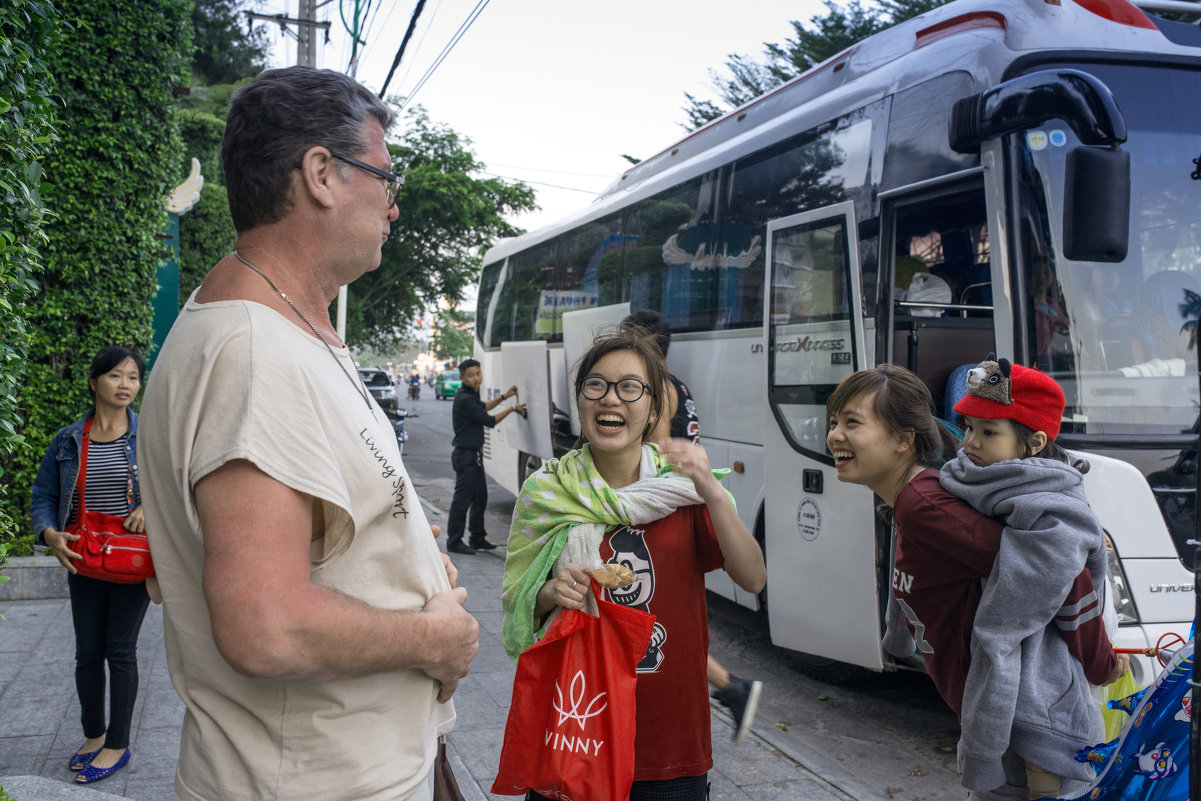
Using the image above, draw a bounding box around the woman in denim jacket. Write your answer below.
[30,346,151,785]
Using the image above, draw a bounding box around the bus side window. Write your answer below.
[889,186,996,417]
[558,215,627,318]
[502,241,562,343]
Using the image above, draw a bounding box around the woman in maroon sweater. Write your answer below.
[824,364,1119,800]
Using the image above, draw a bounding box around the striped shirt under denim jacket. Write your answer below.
[30,408,141,545]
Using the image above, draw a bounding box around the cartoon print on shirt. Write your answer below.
[1133,741,1178,779]
[607,525,665,672]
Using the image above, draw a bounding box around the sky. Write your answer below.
[252,0,824,234]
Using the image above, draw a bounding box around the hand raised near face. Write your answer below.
[656,437,721,501]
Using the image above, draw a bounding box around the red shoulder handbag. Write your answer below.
[68,417,154,583]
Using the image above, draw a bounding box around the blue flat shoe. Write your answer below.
[76,748,129,784]
[69,747,101,771]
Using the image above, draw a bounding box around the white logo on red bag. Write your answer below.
[546,670,607,756]
[553,670,607,729]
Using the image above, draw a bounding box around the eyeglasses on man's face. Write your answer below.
[330,151,404,206]
[578,377,650,403]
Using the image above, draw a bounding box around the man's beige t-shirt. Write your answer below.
[139,294,454,801]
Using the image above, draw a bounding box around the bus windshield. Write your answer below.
[1019,61,1201,440]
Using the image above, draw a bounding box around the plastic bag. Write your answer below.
[492,578,656,801]
[1067,638,1192,801]
[1101,670,1142,742]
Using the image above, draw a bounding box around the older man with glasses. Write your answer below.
[138,66,478,801]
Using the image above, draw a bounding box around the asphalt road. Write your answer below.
[401,392,966,801]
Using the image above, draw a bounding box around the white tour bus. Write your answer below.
[472,0,1199,683]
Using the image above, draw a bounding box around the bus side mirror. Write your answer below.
[1063,146,1130,263]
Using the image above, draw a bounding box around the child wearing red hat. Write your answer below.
[941,356,1127,800]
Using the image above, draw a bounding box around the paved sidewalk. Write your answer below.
[0,472,879,801]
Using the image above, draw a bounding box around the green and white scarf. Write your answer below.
[501,443,729,661]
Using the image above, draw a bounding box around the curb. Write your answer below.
[0,555,67,602]
[0,775,126,800]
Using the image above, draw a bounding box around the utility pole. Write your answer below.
[246,8,331,68]
[296,0,317,67]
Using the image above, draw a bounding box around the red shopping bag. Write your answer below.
[492,578,656,801]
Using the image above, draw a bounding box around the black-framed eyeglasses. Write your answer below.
[578,377,650,402]
[330,151,404,206]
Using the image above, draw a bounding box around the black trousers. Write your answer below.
[67,572,150,750]
[527,774,709,801]
[447,447,487,544]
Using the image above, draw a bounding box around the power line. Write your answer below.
[377,0,427,98]
[357,0,390,64]
[390,0,443,98]
[484,162,618,180]
[338,0,369,75]
[477,171,605,195]
[393,0,490,111]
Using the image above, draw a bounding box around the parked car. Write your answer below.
[435,370,462,400]
[357,367,408,445]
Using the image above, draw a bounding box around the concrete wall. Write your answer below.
[0,556,68,601]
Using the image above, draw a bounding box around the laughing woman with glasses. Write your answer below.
[501,326,766,801]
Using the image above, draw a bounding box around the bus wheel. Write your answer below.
[519,452,543,485]
[789,652,872,685]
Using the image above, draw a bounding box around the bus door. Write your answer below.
[762,202,883,670]
[500,341,554,482]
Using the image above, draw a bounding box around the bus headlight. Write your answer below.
[1105,534,1138,625]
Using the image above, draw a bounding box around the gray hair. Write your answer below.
[222,66,397,232]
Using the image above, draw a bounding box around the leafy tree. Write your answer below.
[345,105,537,349]
[191,0,267,86]
[0,0,64,542]
[2,0,191,554]
[179,7,260,303]
[431,308,474,362]
[683,0,950,129]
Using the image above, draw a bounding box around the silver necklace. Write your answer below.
[233,250,374,414]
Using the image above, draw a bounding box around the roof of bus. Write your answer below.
[482,0,1194,265]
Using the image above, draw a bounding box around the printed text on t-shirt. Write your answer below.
[359,427,408,518]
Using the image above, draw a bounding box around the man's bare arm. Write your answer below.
[196,459,478,700]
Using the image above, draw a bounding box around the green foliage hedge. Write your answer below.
[1,0,192,554]
[0,0,64,543]
[178,109,235,300]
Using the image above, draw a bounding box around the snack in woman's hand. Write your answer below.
[591,563,635,589]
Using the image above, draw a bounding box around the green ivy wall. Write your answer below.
[0,1,64,543]
[1,0,192,552]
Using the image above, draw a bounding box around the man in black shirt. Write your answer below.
[447,359,525,554]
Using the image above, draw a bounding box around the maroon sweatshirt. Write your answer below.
[889,470,1116,718]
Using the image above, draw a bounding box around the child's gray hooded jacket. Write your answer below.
[939,451,1107,792]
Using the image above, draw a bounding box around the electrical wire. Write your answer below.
[358,0,389,59]
[339,0,368,72]
[390,0,442,97]
[477,171,604,195]
[390,0,490,109]
[378,0,428,99]
[484,162,617,180]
